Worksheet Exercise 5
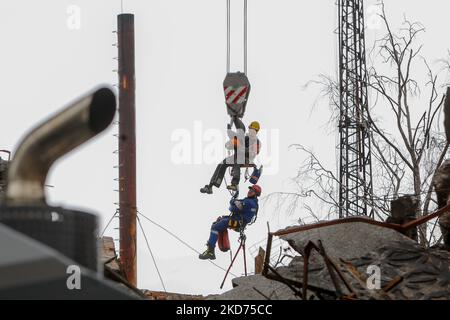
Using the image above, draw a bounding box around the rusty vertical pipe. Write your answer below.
[118,13,137,286]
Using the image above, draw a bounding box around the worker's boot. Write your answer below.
[227,185,238,192]
[199,246,216,260]
[200,185,213,194]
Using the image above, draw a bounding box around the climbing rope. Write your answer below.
[137,211,238,277]
[220,225,247,289]
[100,209,238,278]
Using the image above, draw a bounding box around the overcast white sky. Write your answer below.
[1,0,449,295]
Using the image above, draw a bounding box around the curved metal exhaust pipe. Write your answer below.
[6,86,117,205]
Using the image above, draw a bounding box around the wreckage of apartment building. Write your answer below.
[212,216,450,300]
[211,169,450,300]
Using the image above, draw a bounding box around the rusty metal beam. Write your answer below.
[340,259,395,300]
[118,13,137,286]
[340,260,382,300]
[262,224,273,276]
[302,240,356,299]
[401,202,450,231]
[266,265,303,299]
[273,217,404,237]
[264,268,336,299]
[382,276,403,293]
[271,202,450,238]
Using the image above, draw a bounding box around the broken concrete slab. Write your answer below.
[279,221,415,261]
[279,238,450,300]
[207,274,300,300]
[210,219,450,300]
[345,241,450,300]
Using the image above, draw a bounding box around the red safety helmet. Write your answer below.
[248,185,262,197]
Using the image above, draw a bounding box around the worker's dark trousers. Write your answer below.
[209,117,246,188]
[210,156,241,188]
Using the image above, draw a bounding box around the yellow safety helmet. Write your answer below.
[249,121,260,132]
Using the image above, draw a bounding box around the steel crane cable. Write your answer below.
[226,0,248,75]
[137,215,167,292]
[227,0,231,73]
[244,0,247,75]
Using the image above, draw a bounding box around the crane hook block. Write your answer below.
[223,72,251,118]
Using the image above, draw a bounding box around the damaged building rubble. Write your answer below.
[211,219,450,300]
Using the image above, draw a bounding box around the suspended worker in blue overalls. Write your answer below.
[200,120,261,194]
[199,184,262,260]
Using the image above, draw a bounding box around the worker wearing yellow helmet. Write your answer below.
[248,121,260,132]
[201,120,261,194]
[247,121,261,161]
[228,121,260,149]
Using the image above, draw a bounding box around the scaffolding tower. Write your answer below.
[338,0,374,218]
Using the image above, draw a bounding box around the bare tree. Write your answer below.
[266,1,450,246]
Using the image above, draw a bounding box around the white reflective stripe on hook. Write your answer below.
[225,86,248,104]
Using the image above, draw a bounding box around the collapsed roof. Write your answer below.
[212,220,450,300]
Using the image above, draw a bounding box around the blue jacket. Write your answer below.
[229,197,259,225]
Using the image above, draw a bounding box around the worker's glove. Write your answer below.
[229,199,242,209]
[227,124,232,130]
[233,200,244,210]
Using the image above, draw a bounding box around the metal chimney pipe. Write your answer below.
[6,87,117,205]
[117,13,137,287]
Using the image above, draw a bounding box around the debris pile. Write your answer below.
[213,221,450,300]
